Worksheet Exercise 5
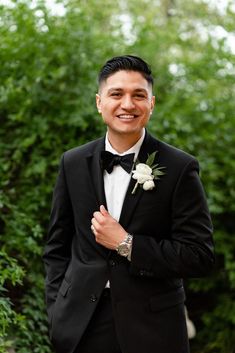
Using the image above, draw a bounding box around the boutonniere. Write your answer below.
[131,151,165,194]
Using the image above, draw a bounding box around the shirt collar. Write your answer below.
[105,129,145,161]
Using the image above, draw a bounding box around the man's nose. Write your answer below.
[120,95,135,110]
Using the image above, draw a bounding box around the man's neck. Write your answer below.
[107,130,144,153]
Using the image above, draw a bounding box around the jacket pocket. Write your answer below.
[58,278,71,297]
[149,286,185,312]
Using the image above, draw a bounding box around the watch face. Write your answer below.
[118,243,129,256]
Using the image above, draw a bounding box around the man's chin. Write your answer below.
[108,127,142,135]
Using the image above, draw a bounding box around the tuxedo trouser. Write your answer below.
[74,288,122,353]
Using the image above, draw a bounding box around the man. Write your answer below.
[43,55,214,353]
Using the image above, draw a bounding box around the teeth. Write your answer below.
[118,115,135,119]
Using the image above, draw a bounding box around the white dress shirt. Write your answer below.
[104,129,145,222]
[103,129,145,288]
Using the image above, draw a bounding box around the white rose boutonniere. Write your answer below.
[132,151,165,194]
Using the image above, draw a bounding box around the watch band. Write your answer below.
[125,233,133,245]
[116,233,133,259]
[126,233,133,261]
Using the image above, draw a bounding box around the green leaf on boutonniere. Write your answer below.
[146,151,157,166]
[152,166,165,179]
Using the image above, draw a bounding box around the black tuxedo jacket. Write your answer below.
[43,131,214,353]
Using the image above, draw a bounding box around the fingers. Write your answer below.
[92,205,109,225]
[91,217,99,232]
[91,205,111,237]
[90,206,125,250]
[93,211,103,223]
[91,217,105,245]
[100,205,108,216]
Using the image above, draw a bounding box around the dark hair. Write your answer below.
[98,55,154,88]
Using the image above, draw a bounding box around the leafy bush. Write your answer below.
[0,0,234,352]
[0,250,24,352]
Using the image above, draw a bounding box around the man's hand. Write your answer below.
[91,205,127,250]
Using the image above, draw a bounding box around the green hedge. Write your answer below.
[0,1,234,352]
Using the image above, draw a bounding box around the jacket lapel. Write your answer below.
[86,137,110,258]
[119,131,160,229]
[86,137,107,209]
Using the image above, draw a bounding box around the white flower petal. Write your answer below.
[133,172,153,184]
[135,163,152,175]
[143,180,155,190]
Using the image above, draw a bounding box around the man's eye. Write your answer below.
[111,92,121,97]
[135,94,145,98]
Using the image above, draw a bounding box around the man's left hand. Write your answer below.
[91,205,126,250]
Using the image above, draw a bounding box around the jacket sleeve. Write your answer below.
[130,159,215,279]
[43,154,75,319]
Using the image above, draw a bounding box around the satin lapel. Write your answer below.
[86,137,109,258]
[119,132,160,229]
[86,137,107,209]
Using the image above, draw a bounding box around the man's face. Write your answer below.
[96,70,155,139]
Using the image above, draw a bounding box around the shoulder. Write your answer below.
[158,139,196,163]
[62,137,104,162]
[147,132,199,172]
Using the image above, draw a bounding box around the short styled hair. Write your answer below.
[98,55,154,88]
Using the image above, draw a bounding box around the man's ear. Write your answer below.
[96,94,102,113]
[151,95,156,113]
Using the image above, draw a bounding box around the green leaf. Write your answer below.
[146,151,157,166]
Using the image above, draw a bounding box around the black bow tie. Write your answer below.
[100,151,135,174]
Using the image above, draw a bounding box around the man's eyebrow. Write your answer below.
[107,87,148,93]
[134,88,148,93]
[107,88,123,93]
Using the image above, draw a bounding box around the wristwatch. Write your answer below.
[116,233,133,258]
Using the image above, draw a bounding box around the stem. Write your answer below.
[132,181,139,194]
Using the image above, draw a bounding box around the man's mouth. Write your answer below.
[117,114,137,120]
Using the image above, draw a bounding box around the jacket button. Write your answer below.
[109,259,116,267]
[90,294,97,302]
[139,270,145,276]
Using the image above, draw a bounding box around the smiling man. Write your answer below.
[43,55,215,353]
[96,69,154,150]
